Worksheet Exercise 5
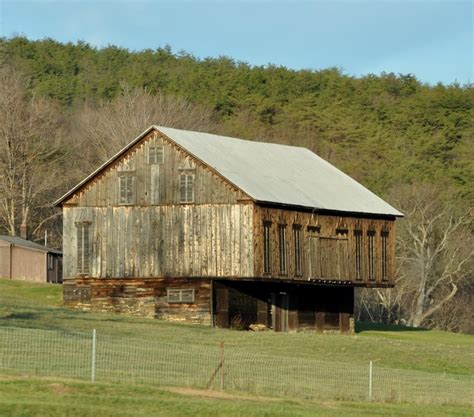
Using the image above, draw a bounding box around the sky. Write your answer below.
[1,0,472,85]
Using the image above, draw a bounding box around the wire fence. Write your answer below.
[0,326,472,405]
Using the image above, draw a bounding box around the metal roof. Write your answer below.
[55,125,403,217]
[0,235,62,255]
[158,126,403,217]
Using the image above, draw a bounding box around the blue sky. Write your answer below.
[1,0,472,85]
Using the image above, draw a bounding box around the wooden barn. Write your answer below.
[0,235,63,284]
[55,126,402,333]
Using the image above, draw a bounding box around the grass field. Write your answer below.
[0,278,473,416]
[1,376,473,417]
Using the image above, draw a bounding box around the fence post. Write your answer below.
[220,341,225,390]
[91,329,96,383]
[368,360,373,401]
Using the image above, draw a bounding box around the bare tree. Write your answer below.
[431,280,474,333]
[0,67,66,238]
[71,85,215,174]
[390,184,473,328]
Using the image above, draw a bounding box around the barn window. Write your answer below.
[381,230,389,281]
[167,288,195,303]
[119,173,135,205]
[367,230,376,281]
[263,221,272,274]
[76,222,91,275]
[148,145,164,164]
[293,224,302,276]
[179,170,195,203]
[307,226,321,278]
[354,230,363,280]
[278,224,287,274]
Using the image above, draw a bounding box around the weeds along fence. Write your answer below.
[0,326,473,405]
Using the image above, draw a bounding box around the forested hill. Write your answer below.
[1,36,473,202]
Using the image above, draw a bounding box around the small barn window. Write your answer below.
[367,230,376,281]
[293,224,302,276]
[278,224,287,274]
[148,145,164,164]
[263,221,272,274]
[76,222,91,275]
[167,288,195,303]
[354,230,363,281]
[119,173,135,205]
[381,230,389,281]
[179,170,195,203]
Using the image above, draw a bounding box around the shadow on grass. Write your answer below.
[356,321,430,333]
[4,312,39,320]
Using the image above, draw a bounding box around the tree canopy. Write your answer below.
[1,36,472,204]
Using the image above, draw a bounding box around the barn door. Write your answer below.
[271,292,289,332]
[309,235,350,281]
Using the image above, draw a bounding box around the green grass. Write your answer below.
[1,278,472,376]
[0,278,62,307]
[0,377,472,417]
[1,278,473,415]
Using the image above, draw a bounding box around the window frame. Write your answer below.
[278,224,287,275]
[118,172,136,205]
[148,144,164,164]
[354,229,363,281]
[307,225,321,279]
[293,224,303,277]
[381,230,389,281]
[167,288,195,304]
[179,169,195,203]
[76,221,91,276]
[263,221,272,275]
[367,229,376,281]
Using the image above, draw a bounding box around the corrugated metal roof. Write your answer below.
[158,126,403,217]
[0,235,62,254]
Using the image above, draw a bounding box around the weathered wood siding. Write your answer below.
[63,204,254,279]
[254,206,396,286]
[66,130,247,207]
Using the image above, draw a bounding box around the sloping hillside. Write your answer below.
[1,279,472,375]
[1,279,473,417]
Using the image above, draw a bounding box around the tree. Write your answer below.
[390,184,473,328]
[71,85,215,173]
[0,66,66,238]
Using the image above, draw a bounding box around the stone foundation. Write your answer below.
[63,277,212,324]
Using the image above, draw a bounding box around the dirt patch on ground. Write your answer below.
[47,383,73,395]
[165,387,342,409]
[0,375,22,380]
[165,387,284,403]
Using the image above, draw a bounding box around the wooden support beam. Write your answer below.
[216,285,229,328]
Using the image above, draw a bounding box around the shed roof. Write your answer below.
[0,235,62,255]
[55,126,402,217]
